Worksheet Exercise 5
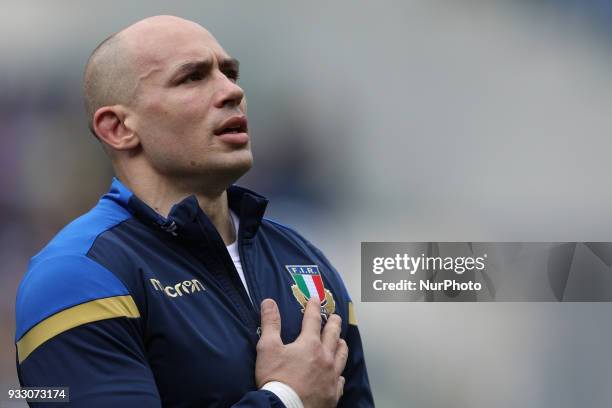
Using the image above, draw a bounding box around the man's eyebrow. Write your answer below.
[219,58,240,72]
[170,57,240,79]
[171,59,213,78]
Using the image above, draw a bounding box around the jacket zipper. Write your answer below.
[237,234,262,337]
[193,214,259,335]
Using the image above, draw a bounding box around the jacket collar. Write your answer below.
[104,177,268,241]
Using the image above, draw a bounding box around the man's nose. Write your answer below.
[213,74,245,108]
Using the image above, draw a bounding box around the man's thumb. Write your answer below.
[260,298,281,338]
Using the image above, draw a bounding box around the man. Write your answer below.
[14,15,373,407]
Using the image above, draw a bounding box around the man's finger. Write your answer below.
[336,376,345,401]
[299,297,322,338]
[321,314,342,352]
[259,298,282,342]
[334,339,349,375]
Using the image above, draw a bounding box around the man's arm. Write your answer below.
[338,310,374,407]
[15,254,160,406]
[17,313,290,408]
[17,318,161,407]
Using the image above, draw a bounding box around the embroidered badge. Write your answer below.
[286,265,335,320]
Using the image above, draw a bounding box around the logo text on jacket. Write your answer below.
[150,278,206,298]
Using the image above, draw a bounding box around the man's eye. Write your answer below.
[225,71,240,83]
[182,72,203,83]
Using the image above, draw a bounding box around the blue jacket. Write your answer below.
[15,178,374,407]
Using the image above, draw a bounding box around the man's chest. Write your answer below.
[127,238,343,406]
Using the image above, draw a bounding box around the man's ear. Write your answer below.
[93,106,140,150]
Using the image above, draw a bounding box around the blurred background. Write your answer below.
[3,1,612,406]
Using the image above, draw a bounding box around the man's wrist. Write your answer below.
[260,381,304,408]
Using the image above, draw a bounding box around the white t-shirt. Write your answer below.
[225,210,251,301]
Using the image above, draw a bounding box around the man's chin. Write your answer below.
[223,149,253,175]
[223,157,253,184]
[195,154,253,187]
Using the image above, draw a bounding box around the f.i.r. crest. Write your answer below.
[286,265,335,320]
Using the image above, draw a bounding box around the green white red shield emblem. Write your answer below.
[286,265,335,318]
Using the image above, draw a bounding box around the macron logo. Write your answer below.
[150,278,206,298]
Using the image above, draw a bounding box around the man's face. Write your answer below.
[122,18,252,187]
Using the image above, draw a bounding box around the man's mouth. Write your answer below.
[214,116,248,136]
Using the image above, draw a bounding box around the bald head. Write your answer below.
[83,16,212,138]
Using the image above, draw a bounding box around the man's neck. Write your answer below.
[119,173,236,246]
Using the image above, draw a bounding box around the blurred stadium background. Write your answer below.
[3,1,612,406]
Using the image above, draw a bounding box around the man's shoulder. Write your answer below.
[16,198,134,343]
[34,195,132,261]
[260,218,331,259]
[259,218,344,280]
[260,217,311,245]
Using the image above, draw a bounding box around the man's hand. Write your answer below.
[256,297,348,408]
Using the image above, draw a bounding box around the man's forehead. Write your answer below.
[119,16,229,74]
